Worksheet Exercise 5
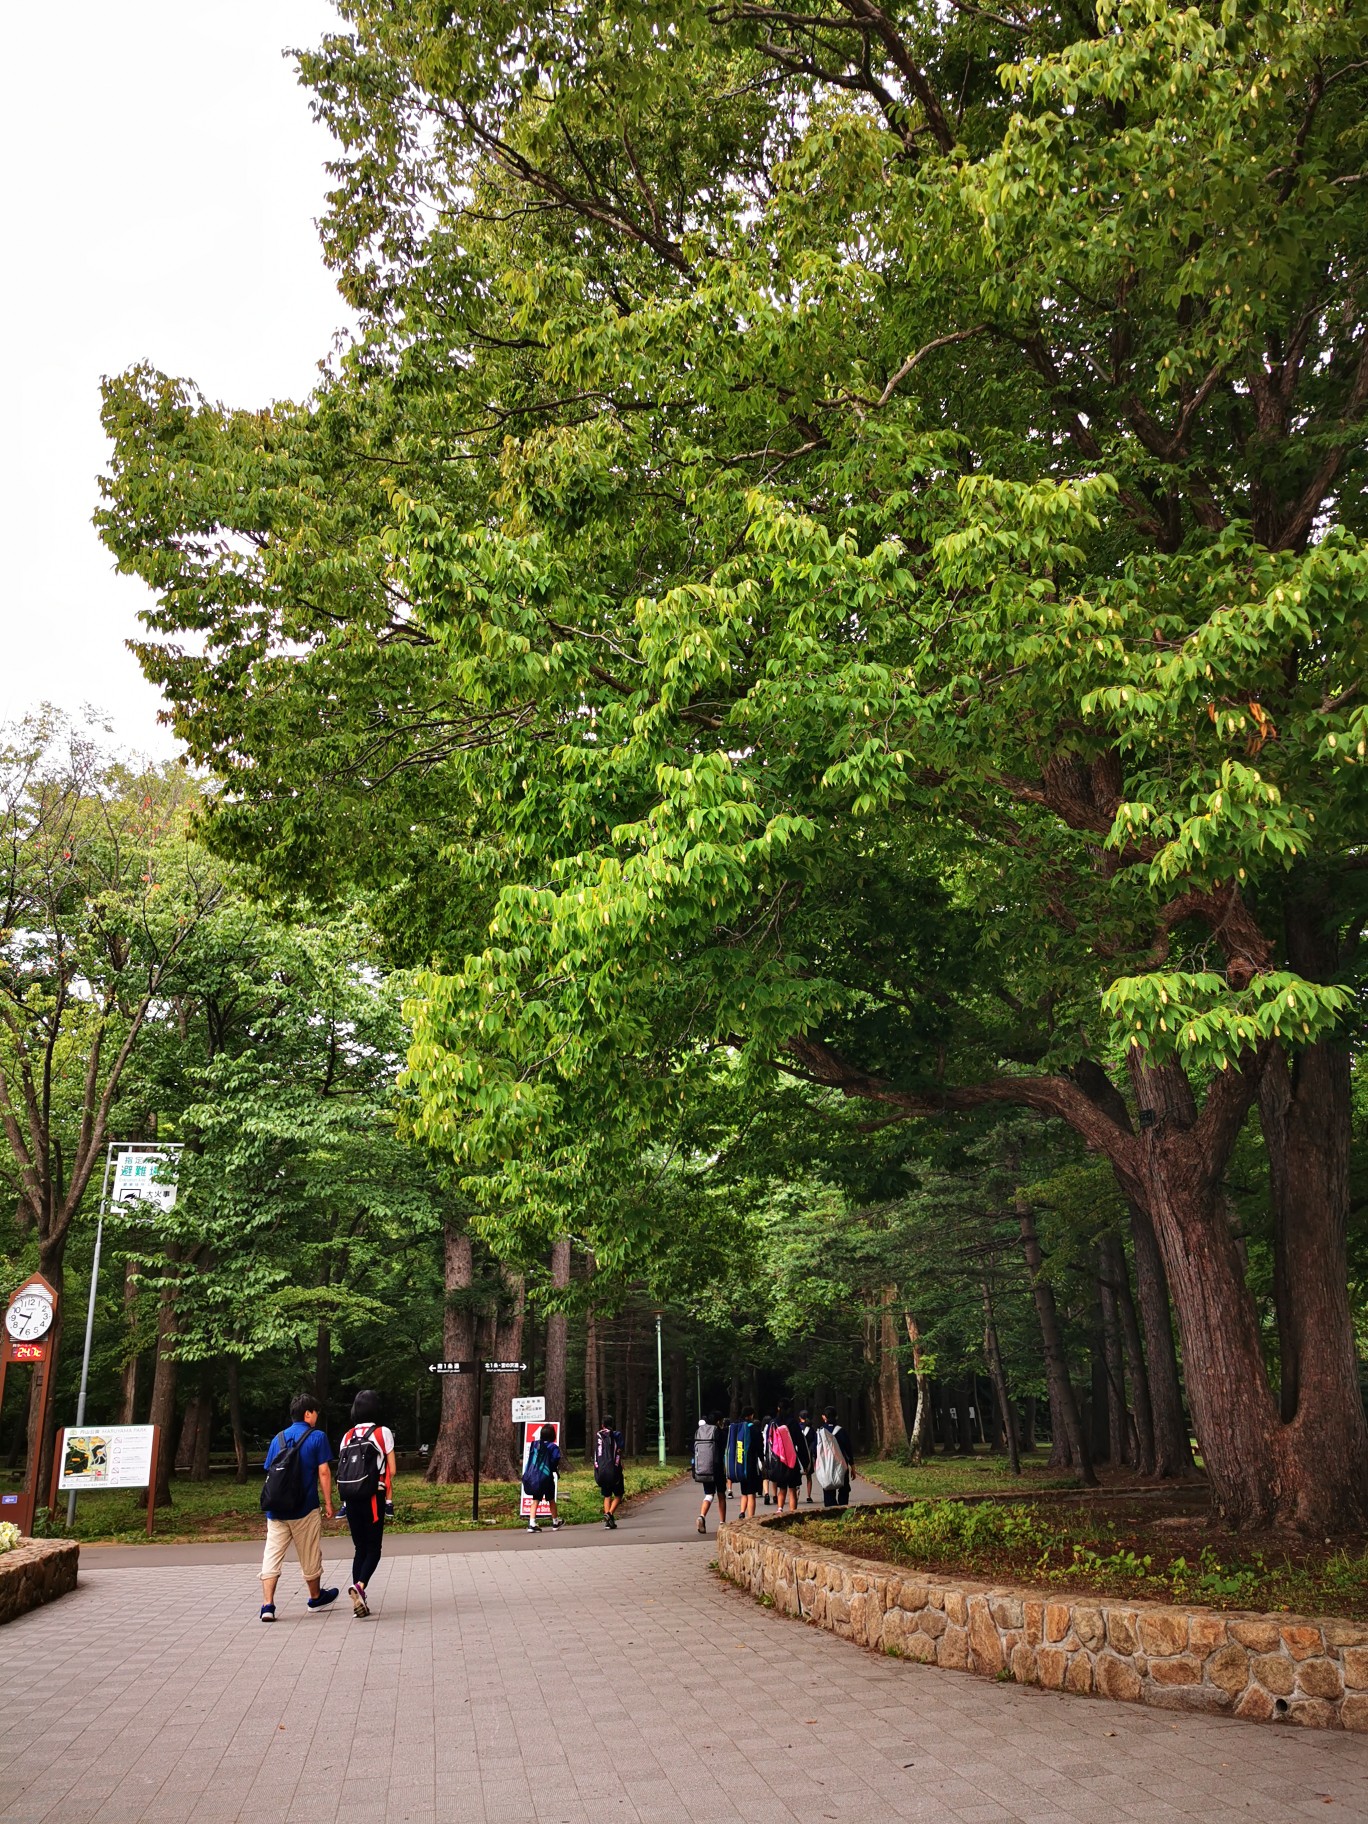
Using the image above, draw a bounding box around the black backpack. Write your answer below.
[522,1440,551,1496]
[593,1428,621,1486]
[693,1422,720,1482]
[336,1423,384,1503]
[260,1429,307,1516]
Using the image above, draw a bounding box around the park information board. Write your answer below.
[57,1425,156,1491]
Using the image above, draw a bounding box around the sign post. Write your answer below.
[655,1313,666,1467]
[1,1274,59,1535]
[424,1358,527,1522]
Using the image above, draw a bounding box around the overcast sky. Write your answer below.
[1,2,346,756]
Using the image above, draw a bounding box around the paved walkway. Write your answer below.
[3,1476,1366,1824]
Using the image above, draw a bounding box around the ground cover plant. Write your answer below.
[21,1460,684,1546]
[789,1497,1368,1620]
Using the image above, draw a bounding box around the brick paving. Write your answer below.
[2,1477,1366,1824]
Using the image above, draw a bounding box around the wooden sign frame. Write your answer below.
[0,1273,59,1537]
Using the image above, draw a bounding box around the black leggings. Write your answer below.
[345,1499,386,1589]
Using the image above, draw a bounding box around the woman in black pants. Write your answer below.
[337,1389,396,1617]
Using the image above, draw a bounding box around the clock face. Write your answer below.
[5,1290,54,1342]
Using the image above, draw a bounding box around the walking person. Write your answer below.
[523,1423,566,1532]
[797,1409,818,1504]
[729,1406,764,1518]
[693,1410,727,1534]
[769,1401,802,1513]
[258,1393,338,1622]
[336,1389,396,1618]
[760,1412,776,1507]
[815,1406,855,1508]
[593,1413,625,1529]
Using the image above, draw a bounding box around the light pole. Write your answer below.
[67,1142,181,1527]
[654,1313,666,1466]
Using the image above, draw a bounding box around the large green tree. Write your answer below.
[101,0,1368,1529]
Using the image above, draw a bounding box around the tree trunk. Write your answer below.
[27,1239,67,1508]
[1127,1048,1366,1531]
[117,1262,141,1425]
[483,1269,525,1481]
[176,1387,203,1472]
[668,1350,687,1454]
[1258,1019,1368,1528]
[427,1222,477,1484]
[544,1235,570,1426]
[191,1364,213,1481]
[982,1281,1019,1475]
[956,1378,975,1454]
[1097,1258,1130,1470]
[1100,1229,1155,1476]
[1021,1395,1037,1453]
[1126,1198,1192,1475]
[145,1271,179,1507]
[584,1308,601,1462]
[903,1312,933,1463]
[1017,1199,1096,1485]
[227,1358,248,1483]
[875,1285,906,1457]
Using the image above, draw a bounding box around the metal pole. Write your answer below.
[655,1315,666,1466]
[471,1360,484,1524]
[67,1148,116,1527]
[696,1360,702,1425]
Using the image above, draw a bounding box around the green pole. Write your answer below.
[655,1313,666,1466]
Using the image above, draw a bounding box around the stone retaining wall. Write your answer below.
[716,1513,1368,1731]
[0,1537,79,1626]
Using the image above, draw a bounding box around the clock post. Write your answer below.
[1,1274,59,1536]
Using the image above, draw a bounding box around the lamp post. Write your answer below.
[654,1313,666,1466]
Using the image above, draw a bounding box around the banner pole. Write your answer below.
[68,1147,115,1529]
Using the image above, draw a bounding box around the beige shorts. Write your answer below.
[261,1510,323,1584]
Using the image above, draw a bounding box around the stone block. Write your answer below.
[915,1607,947,1638]
[1137,1610,1188,1657]
[967,1599,1004,1675]
[1148,1655,1201,1687]
[1063,1653,1094,1695]
[1010,1642,1037,1685]
[1287,1697,1337,1729]
[1024,1599,1044,1645]
[1251,1653,1295,1696]
[1229,1620,1281,1653]
[990,1595,1024,1630]
[1342,1646,1368,1689]
[937,1625,969,1670]
[1340,1694,1368,1733]
[943,1590,966,1626]
[897,1584,928,1613]
[1233,1684,1276,1723]
[1072,1606,1104,1650]
[1037,1647,1067,1690]
[1281,1624,1324,1660]
[1295,1657,1343,1701]
[1205,1643,1250,1696]
[1143,1683,1233,1715]
[1095,1653,1142,1703]
[1323,1620,1368,1649]
[1104,1610,1137,1656]
[1044,1602,1072,1644]
[1189,1613,1228,1654]
[905,1631,938,1664]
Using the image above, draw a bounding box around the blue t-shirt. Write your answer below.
[263,1420,332,1520]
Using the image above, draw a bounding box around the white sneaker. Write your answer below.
[526,1522,539,1533]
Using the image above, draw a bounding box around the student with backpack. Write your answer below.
[258,1393,338,1622]
[768,1402,802,1513]
[693,1411,727,1534]
[593,1413,625,1529]
[522,1424,565,1533]
[815,1407,855,1508]
[796,1409,818,1504]
[336,1389,397,1618]
[760,1412,776,1507]
[727,1406,765,1519]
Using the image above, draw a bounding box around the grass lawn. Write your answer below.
[24,1458,687,1545]
[859,1447,1085,1502]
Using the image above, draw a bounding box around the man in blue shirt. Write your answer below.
[259,1393,338,1622]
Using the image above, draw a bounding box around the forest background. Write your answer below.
[5,0,1368,1536]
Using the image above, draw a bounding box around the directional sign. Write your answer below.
[427,1360,475,1375]
[483,1360,526,1374]
[511,1395,545,1424]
